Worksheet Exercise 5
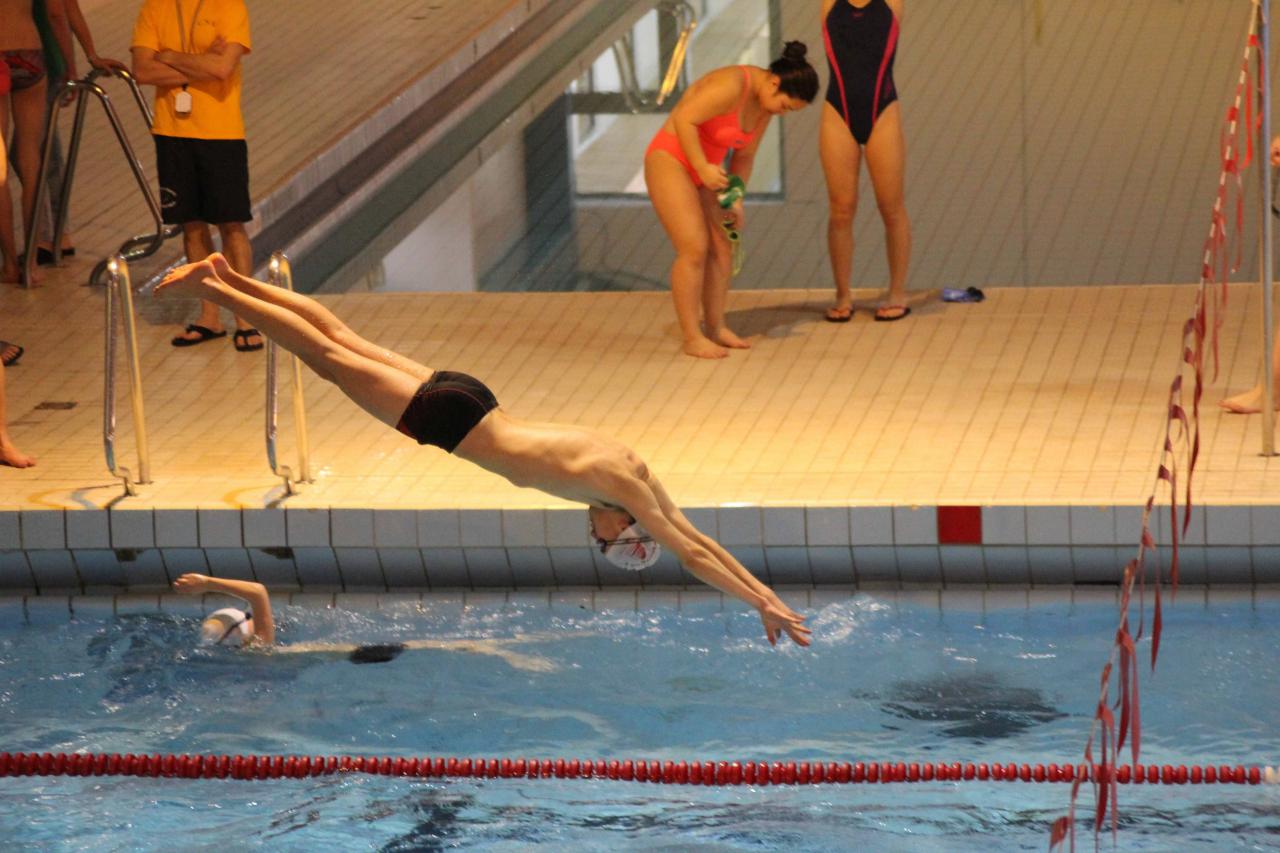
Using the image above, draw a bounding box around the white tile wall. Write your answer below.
[198,510,242,548]
[20,510,64,550]
[418,510,462,548]
[893,507,937,546]
[850,507,894,546]
[66,512,109,549]
[242,508,287,547]
[762,507,806,547]
[331,509,376,547]
[981,506,1026,545]
[805,507,850,546]
[501,510,546,547]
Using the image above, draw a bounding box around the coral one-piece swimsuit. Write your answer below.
[646,66,762,187]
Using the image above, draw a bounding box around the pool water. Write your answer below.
[1,593,1277,850]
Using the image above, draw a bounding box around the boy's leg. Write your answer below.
[157,262,420,427]
[208,254,435,382]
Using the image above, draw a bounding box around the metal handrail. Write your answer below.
[655,1,697,107]
[103,256,150,494]
[1259,0,1276,454]
[611,0,697,113]
[23,68,178,288]
[265,252,312,493]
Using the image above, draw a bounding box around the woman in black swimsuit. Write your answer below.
[820,0,912,323]
[155,254,811,648]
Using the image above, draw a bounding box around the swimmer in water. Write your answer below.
[156,257,810,647]
[172,573,559,671]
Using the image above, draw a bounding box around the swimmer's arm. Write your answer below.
[172,573,274,645]
[130,47,190,87]
[615,484,767,611]
[642,475,794,609]
[887,0,904,21]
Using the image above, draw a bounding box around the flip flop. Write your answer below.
[0,340,23,366]
[233,328,264,352]
[171,324,227,347]
[35,247,76,265]
[824,305,854,323]
[874,305,911,322]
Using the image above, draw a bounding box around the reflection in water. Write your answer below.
[881,672,1065,740]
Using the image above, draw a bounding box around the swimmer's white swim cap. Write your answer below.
[200,607,252,646]
[599,523,661,571]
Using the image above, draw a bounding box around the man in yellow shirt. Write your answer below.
[130,0,261,352]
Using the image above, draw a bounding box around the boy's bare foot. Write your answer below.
[0,439,35,468]
[1219,385,1280,414]
[208,251,233,279]
[683,336,729,359]
[710,326,752,349]
[154,258,221,300]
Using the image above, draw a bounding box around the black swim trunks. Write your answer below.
[395,370,499,453]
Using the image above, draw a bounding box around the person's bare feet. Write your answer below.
[1,263,41,285]
[683,335,729,359]
[709,326,751,349]
[824,303,853,322]
[1219,384,1280,414]
[0,439,35,468]
[208,251,233,279]
[154,258,221,300]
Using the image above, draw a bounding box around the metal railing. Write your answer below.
[265,253,312,494]
[655,0,697,107]
[103,256,150,495]
[23,68,178,288]
[1259,0,1276,455]
[611,1,697,113]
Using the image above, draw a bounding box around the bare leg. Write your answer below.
[156,259,421,426]
[0,105,17,283]
[10,80,46,263]
[644,151,727,358]
[173,223,222,340]
[1220,334,1280,414]
[863,103,912,318]
[216,222,261,348]
[819,102,861,320]
[698,190,749,349]
[0,362,35,468]
[207,253,435,382]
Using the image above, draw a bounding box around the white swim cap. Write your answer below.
[200,607,252,646]
[598,523,661,571]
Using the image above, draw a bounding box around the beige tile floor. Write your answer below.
[1,277,1275,512]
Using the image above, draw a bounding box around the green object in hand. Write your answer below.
[717,175,746,209]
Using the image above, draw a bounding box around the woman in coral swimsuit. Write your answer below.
[644,41,818,358]
[821,0,913,323]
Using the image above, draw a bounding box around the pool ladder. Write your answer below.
[611,0,697,113]
[102,254,312,496]
[23,68,179,288]
[264,253,313,494]
[103,256,150,495]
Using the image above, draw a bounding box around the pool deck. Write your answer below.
[1,1,1278,591]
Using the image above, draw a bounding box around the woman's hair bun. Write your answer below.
[782,40,807,63]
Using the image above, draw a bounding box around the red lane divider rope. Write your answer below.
[0,752,1274,786]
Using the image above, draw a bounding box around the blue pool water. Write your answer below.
[1,593,1277,850]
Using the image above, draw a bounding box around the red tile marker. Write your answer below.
[936,506,982,545]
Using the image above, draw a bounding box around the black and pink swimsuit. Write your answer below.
[823,0,900,145]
